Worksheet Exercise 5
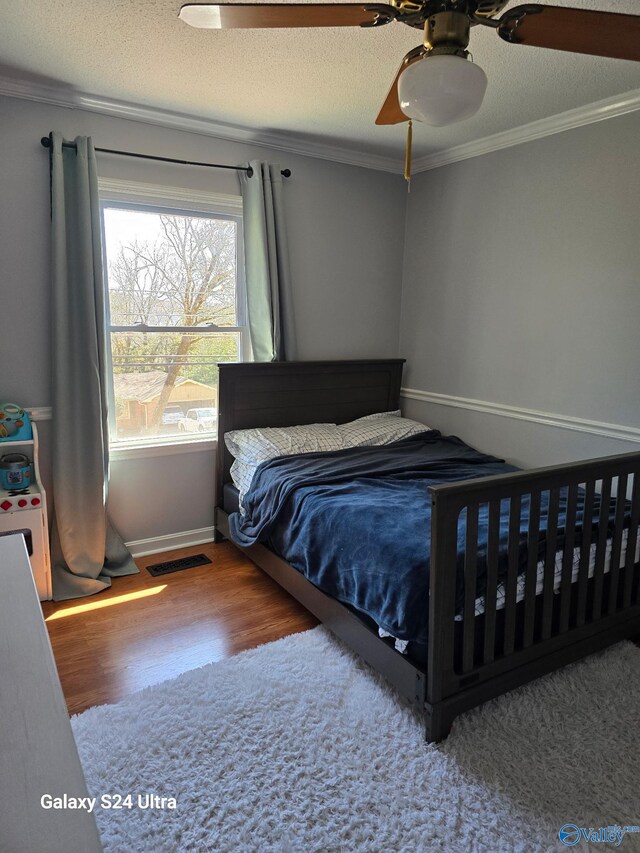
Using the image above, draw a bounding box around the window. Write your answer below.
[100,181,248,447]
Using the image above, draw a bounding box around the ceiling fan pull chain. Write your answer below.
[404,119,413,192]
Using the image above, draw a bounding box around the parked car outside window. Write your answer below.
[178,408,216,434]
[161,406,184,427]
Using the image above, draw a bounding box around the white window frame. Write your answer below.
[99,178,248,459]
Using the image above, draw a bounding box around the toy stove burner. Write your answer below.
[8,488,30,496]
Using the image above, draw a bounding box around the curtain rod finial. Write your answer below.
[41,136,52,149]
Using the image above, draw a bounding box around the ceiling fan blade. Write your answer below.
[497,5,640,62]
[375,48,425,126]
[179,3,395,29]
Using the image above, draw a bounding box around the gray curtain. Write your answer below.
[239,161,296,361]
[49,132,138,600]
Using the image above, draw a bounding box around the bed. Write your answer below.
[214,359,640,742]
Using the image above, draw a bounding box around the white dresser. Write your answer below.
[0,534,102,852]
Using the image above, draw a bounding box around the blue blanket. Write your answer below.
[229,432,604,644]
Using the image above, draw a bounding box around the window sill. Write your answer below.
[110,436,217,461]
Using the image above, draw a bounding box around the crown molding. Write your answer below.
[401,387,640,445]
[0,75,400,174]
[412,88,640,173]
[2,73,639,176]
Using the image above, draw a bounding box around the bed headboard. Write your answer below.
[216,359,405,502]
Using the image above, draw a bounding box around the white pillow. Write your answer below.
[225,423,342,506]
[338,411,429,448]
[225,412,429,508]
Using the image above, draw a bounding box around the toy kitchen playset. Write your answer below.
[0,403,51,599]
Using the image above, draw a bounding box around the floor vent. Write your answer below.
[146,553,212,577]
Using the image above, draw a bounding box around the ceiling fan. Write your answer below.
[178,1,640,128]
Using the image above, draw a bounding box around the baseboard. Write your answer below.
[126,526,215,558]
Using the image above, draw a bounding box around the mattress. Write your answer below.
[381,530,640,653]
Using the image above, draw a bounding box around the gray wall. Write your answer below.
[399,110,640,468]
[0,95,406,544]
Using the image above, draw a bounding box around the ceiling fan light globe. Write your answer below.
[398,54,488,126]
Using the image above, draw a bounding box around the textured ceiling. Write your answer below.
[0,0,639,164]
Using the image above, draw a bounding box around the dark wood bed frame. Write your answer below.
[214,359,640,742]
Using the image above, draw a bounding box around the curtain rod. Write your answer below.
[40,136,291,178]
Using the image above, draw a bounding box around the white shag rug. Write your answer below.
[72,629,640,853]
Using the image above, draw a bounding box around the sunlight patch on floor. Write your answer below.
[45,585,167,621]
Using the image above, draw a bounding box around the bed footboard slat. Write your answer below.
[623,473,640,608]
[482,500,501,664]
[576,481,595,628]
[592,478,612,621]
[462,503,479,673]
[607,474,627,615]
[523,490,541,649]
[559,484,579,633]
[541,487,560,640]
[503,495,521,656]
[427,490,460,705]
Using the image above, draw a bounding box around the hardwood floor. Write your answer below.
[41,542,318,716]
